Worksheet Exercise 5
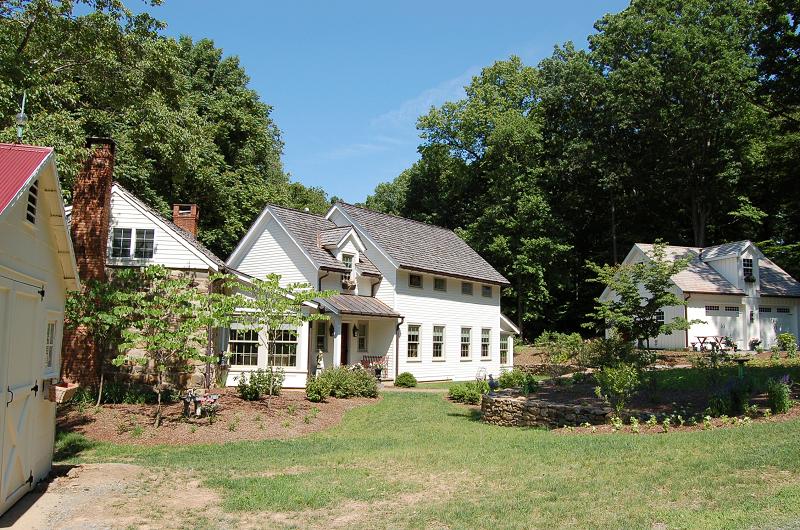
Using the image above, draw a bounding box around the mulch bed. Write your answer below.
[57,388,378,446]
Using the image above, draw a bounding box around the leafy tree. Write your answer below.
[587,242,698,351]
[64,267,144,406]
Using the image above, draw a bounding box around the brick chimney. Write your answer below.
[62,138,115,386]
[172,203,200,236]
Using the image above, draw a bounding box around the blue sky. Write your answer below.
[142,1,629,203]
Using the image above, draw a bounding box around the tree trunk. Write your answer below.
[95,370,104,408]
[611,192,618,264]
[690,194,709,247]
[154,374,163,427]
[516,276,524,341]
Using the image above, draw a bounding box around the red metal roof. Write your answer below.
[0,143,53,217]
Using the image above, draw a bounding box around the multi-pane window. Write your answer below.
[655,310,665,324]
[409,274,422,288]
[433,326,444,360]
[268,329,298,367]
[705,305,720,312]
[407,324,420,359]
[111,228,132,258]
[316,321,327,352]
[134,229,155,259]
[434,278,446,292]
[500,336,509,365]
[777,307,791,314]
[725,306,740,313]
[481,328,491,358]
[229,328,259,366]
[460,327,471,358]
[482,285,492,298]
[26,180,38,224]
[760,306,772,313]
[461,282,473,295]
[743,258,754,278]
[357,321,368,352]
[342,253,354,269]
[45,321,56,369]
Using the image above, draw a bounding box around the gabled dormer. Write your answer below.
[319,226,367,291]
[701,240,763,292]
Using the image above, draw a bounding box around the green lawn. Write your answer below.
[58,391,800,529]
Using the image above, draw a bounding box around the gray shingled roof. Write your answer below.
[335,203,509,285]
[700,241,750,261]
[760,258,800,297]
[319,226,353,247]
[315,294,401,318]
[268,205,381,277]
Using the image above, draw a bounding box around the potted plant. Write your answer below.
[372,361,386,379]
[48,380,80,403]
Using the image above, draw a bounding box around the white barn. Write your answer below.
[602,242,800,351]
[0,143,79,515]
[226,202,519,387]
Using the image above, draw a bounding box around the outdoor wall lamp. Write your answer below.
[329,323,334,336]
[750,310,754,323]
[352,325,359,337]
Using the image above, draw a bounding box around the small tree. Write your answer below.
[587,241,701,355]
[220,274,333,409]
[64,268,144,406]
[116,266,237,426]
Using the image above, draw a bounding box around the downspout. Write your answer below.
[395,316,405,380]
[370,277,381,297]
[318,270,330,291]
[684,293,691,349]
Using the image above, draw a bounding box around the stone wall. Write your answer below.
[481,390,613,428]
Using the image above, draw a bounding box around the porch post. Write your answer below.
[332,315,342,367]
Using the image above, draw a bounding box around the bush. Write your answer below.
[395,372,417,388]
[306,367,378,402]
[706,394,732,417]
[535,331,585,375]
[498,368,527,389]
[448,380,490,404]
[594,363,640,414]
[237,368,285,401]
[767,376,794,414]
[777,333,798,358]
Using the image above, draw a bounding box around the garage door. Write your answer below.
[759,306,794,348]
[702,305,742,345]
[0,283,39,515]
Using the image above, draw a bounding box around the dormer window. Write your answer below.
[342,253,354,270]
[409,274,422,288]
[25,180,38,224]
[743,258,755,282]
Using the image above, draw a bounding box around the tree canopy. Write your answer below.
[0,0,329,258]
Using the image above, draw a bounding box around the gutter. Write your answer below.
[318,270,330,291]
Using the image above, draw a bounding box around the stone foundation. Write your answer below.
[481,390,613,428]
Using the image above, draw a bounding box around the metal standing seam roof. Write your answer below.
[267,204,381,276]
[0,143,53,217]
[315,294,402,318]
[334,202,510,285]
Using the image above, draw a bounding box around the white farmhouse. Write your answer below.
[602,241,800,351]
[226,202,519,387]
[0,143,79,515]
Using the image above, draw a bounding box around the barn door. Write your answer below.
[1,287,39,513]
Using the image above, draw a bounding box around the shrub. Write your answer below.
[582,334,637,369]
[306,367,378,402]
[767,376,794,414]
[448,380,489,404]
[498,368,539,393]
[535,331,585,375]
[395,372,417,388]
[594,363,640,415]
[777,333,798,358]
[726,378,751,416]
[706,394,731,417]
[237,368,285,401]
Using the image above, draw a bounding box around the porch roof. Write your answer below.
[314,294,402,318]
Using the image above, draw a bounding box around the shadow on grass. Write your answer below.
[54,431,97,461]
[446,407,483,423]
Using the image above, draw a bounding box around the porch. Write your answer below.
[311,294,403,380]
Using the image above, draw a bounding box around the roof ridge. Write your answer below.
[268,202,327,219]
[0,143,53,152]
[335,201,459,234]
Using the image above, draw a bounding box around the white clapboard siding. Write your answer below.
[234,214,317,285]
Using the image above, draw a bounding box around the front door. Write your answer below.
[341,323,350,365]
[1,285,39,514]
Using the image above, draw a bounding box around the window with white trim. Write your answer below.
[228,328,259,366]
[705,305,720,312]
[482,285,492,298]
[315,321,327,351]
[357,321,368,352]
[743,258,753,278]
[45,320,56,369]
[407,324,420,359]
[434,278,446,292]
[481,328,491,359]
[26,180,38,224]
[777,307,790,314]
[433,325,444,360]
[134,228,155,259]
[655,310,664,324]
[460,327,471,358]
[461,282,473,295]
[725,306,740,313]
[268,329,298,367]
[409,274,422,288]
[500,336,509,365]
[341,253,354,270]
[111,228,132,258]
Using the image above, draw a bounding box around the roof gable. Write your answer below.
[0,143,53,218]
[327,202,509,285]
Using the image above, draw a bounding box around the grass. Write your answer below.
[57,387,800,529]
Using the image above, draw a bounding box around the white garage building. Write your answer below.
[0,143,79,515]
[603,241,800,351]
